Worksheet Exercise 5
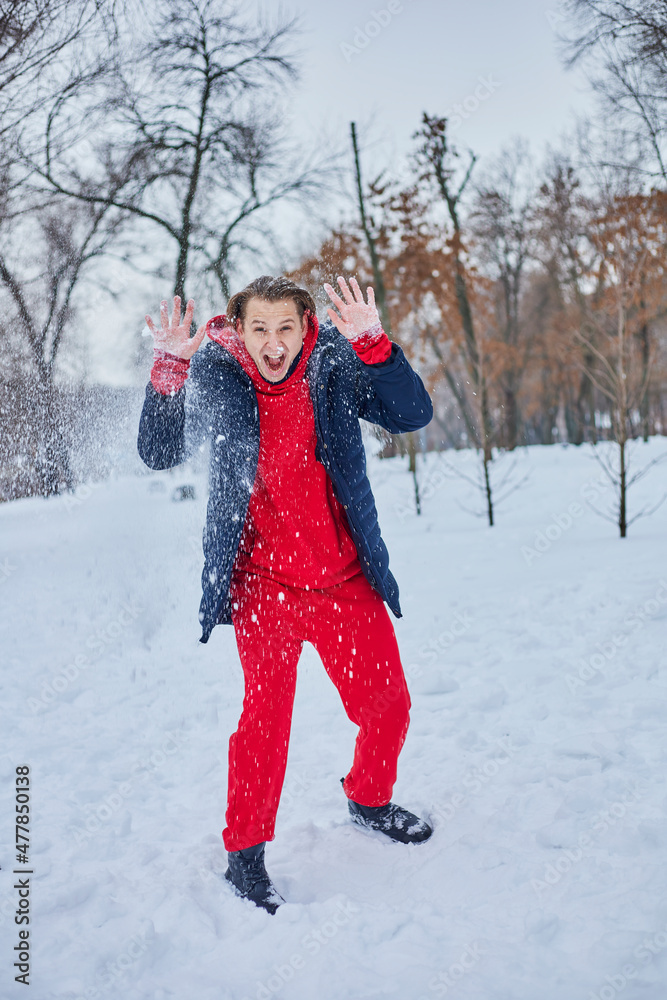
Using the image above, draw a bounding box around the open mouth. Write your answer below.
[263,351,287,377]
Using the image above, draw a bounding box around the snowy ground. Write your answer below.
[2,436,667,1000]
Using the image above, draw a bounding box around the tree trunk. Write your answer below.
[407,432,421,515]
[415,116,495,523]
[34,380,74,496]
[426,334,480,447]
[483,451,494,526]
[619,437,627,538]
[638,317,651,442]
[350,122,391,335]
[617,300,628,537]
[573,367,596,444]
[503,384,519,450]
[174,236,189,303]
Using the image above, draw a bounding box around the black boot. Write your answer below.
[225,842,285,914]
[343,780,432,844]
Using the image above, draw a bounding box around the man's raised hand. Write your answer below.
[323,276,381,340]
[145,296,207,360]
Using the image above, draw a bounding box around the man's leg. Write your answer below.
[223,575,303,852]
[307,572,411,808]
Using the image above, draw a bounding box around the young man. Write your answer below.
[138,275,433,914]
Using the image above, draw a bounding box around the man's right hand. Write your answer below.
[145,296,207,359]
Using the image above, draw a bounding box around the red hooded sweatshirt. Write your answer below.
[150,313,392,591]
[207,313,361,590]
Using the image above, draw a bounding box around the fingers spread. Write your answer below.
[337,275,355,304]
[367,285,376,306]
[183,298,195,330]
[160,300,169,330]
[349,276,364,302]
[171,295,182,329]
[323,282,346,313]
[145,315,157,334]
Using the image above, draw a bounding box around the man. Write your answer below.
[138,275,433,914]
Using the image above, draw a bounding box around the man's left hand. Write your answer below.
[324,276,380,340]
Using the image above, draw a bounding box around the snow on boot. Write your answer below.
[347,793,433,844]
[225,842,285,914]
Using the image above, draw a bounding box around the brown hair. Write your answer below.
[226,275,316,327]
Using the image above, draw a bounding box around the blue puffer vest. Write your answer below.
[137,320,432,642]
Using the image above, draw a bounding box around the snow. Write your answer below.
[2,438,667,999]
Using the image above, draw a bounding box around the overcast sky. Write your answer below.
[91,0,599,386]
[287,0,594,168]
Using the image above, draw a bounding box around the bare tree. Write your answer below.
[0,0,132,496]
[31,0,330,303]
[414,113,497,525]
[561,0,667,183]
[532,157,601,443]
[572,189,667,536]
[0,189,127,494]
[349,121,423,514]
[350,122,391,332]
[0,0,122,135]
[469,140,535,450]
[1,0,81,92]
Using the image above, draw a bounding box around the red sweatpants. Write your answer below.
[223,570,411,852]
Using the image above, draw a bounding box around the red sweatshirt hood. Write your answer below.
[206,312,319,395]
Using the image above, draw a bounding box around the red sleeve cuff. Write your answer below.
[150,349,190,395]
[349,323,392,364]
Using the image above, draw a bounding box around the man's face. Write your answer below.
[237,297,308,382]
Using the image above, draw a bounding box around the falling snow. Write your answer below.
[1,441,667,998]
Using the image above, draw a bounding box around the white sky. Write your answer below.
[287,0,592,166]
[85,0,597,386]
